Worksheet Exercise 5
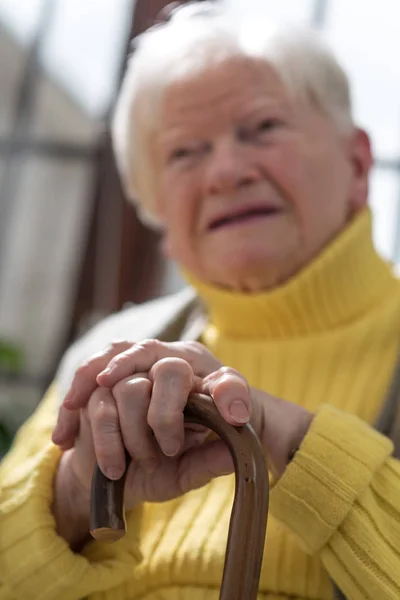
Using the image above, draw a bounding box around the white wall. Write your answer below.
[0,30,97,381]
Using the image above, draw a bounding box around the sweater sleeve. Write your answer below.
[0,383,143,600]
[269,404,400,600]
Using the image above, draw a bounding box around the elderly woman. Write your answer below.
[1,3,399,600]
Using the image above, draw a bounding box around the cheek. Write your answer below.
[265,139,347,217]
[302,144,352,213]
[157,169,185,222]
[260,143,308,204]
[159,170,201,243]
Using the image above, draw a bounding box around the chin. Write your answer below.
[206,240,302,291]
[209,255,284,292]
[223,244,279,268]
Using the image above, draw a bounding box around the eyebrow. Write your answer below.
[155,97,292,144]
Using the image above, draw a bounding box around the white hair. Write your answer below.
[111,1,354,227]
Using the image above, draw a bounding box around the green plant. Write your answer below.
[0,339,24,375]
[0,421,13,457]
[0,339,25,456]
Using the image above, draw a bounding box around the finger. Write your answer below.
[69,402,97,482]
[178,439,234,494]
[52,405,80,447]
[88,387,126,480]
[199,367,252,426]
[63,340,133,410]
[97,340,217,388]
[147,357,194,457]
[113,375,159,473]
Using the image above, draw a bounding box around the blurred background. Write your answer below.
[0,0,399,454]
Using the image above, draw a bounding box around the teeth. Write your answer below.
[212,208,276,230]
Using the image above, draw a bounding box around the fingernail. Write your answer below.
[52,431,62,444]
[229,400,250,423]
[105,467,124,480]
[161,439,180,457]
[52,425,65,444]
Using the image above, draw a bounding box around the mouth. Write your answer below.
[208,205,281,231]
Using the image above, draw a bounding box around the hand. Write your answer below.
[52,340,313,547]
[53,339,251,547]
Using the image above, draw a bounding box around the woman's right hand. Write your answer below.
[52,340,254,549]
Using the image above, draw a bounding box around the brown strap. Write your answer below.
[159,298,207,343]
[154,295,202,343]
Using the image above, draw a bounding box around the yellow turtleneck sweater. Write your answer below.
[1,209,400,600]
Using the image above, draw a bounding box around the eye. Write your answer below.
[255,118,282,134]
[168,142,210,164]
[238,118,283,143]
[168,147,195,162]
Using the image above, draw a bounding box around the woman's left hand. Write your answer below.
[53,339,314,480]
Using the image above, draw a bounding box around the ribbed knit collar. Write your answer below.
[184,209,398,339]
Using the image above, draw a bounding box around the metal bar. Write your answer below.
[0,138,97,159]
[312,0,329,29]
[90,0,172,315]
[390,176,400,262]
[375,158,400,171]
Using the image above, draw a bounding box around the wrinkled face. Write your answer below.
[152,55,371,291]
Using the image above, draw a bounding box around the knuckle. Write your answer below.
[113,376,151,401]
[103,341,137,368]
[185,340,205,352]
[108,352,130,368]
[90,397,118,428]
[96,419,120,439]
[217,365,235,377]
[183,340,211,360]
[75,360,93,379]
[210,367,249,389]
[151,359,193,392]
[112,378,129,400]
[148,406,180,432]
[140,338,160,351]
[94,418,120,444]
[220,365,244,379]
[155,356,191,375]
[108,339,133,352]
[183,341,221,372]
[92,405,117,429]
[132,376,152,392]
[185,340,214,356]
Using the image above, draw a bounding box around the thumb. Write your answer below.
[178,439,234,494]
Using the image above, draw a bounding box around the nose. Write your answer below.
[203,137,261,196]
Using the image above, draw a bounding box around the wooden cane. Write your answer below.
[90,393,269,600]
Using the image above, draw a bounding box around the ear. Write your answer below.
[348,128,373,212]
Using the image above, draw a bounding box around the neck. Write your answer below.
[183,209,398,339]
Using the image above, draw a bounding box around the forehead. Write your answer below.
[158,56,292,135]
